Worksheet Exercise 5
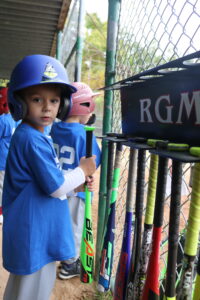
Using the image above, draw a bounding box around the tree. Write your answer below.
[81,13,107,128]
[82,13,107,90]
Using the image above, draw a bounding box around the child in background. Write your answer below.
[50,82,101,280]
[2,55,96,300]
[0,87,19,224]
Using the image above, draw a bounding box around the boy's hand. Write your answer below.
[86,175,95,192]
[79,155,96,177]
[74,184,84,193]
[74,175,95,193]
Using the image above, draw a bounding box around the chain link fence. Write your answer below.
[60,0,105,137]
[61,0,79,82]
[60,0,200,295]
[111,0,200,294]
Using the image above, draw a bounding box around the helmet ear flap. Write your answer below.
[57,97,71,121]
[9,94,27,121]
[20,98,28,119]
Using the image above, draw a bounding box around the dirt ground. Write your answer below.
[0,170,100,300]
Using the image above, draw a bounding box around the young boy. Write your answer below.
[2,55,96,300]
[0,87,19,224]
[50,82,101,280]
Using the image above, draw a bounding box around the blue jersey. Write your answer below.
[44,124,52,136]
[2,123,75,275]
[0,113,19,170]
[50,122,101,200]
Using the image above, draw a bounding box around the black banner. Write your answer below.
[118,51,200,146]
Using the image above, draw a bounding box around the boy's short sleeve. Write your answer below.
[26,137,64,195]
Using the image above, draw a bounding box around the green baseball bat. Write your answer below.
[176,147,200,299]
[80,126,95,283]
[98,140,123,292]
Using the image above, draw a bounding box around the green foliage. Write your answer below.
[82,13,107,90]
[81,12,107,127]
[117,32,178,77]
[0,79,9,87]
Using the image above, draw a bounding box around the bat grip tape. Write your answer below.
[86,130,93,158]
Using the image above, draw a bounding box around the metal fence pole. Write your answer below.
[95,0,121,280]
[56,30,62,61]
[75,0,86,81]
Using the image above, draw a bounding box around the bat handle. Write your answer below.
[85,125,95,158]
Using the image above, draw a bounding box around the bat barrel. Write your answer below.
[126,148,147,299]
[165,160,182,298]
[176,147,200,299]
[141,155,168,300]
[193,251,200,300]
[114,148,137,300]
[134,153,158,299]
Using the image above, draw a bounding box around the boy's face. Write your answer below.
[22,84,61,132]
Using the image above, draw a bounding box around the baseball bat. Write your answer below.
[104,137,115,237]
[193,250,200,300]
[162,143,190,299]
[134,153,159,299]
[141,154,169,300]
[80,125,95,283]
[159,227,186,299]
[98,140,123,291]
[113,147,137,300]
[164,158,182,298]
[126,147,147,299]
[176,147,200,299]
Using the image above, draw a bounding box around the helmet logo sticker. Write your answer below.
[42,63,58,81]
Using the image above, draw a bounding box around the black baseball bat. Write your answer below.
[114,147,137,299]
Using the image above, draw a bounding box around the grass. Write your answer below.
[84,290,113,300]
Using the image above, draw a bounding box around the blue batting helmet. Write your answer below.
[8,54,76,121]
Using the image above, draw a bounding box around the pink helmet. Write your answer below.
[69,82,100,116]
